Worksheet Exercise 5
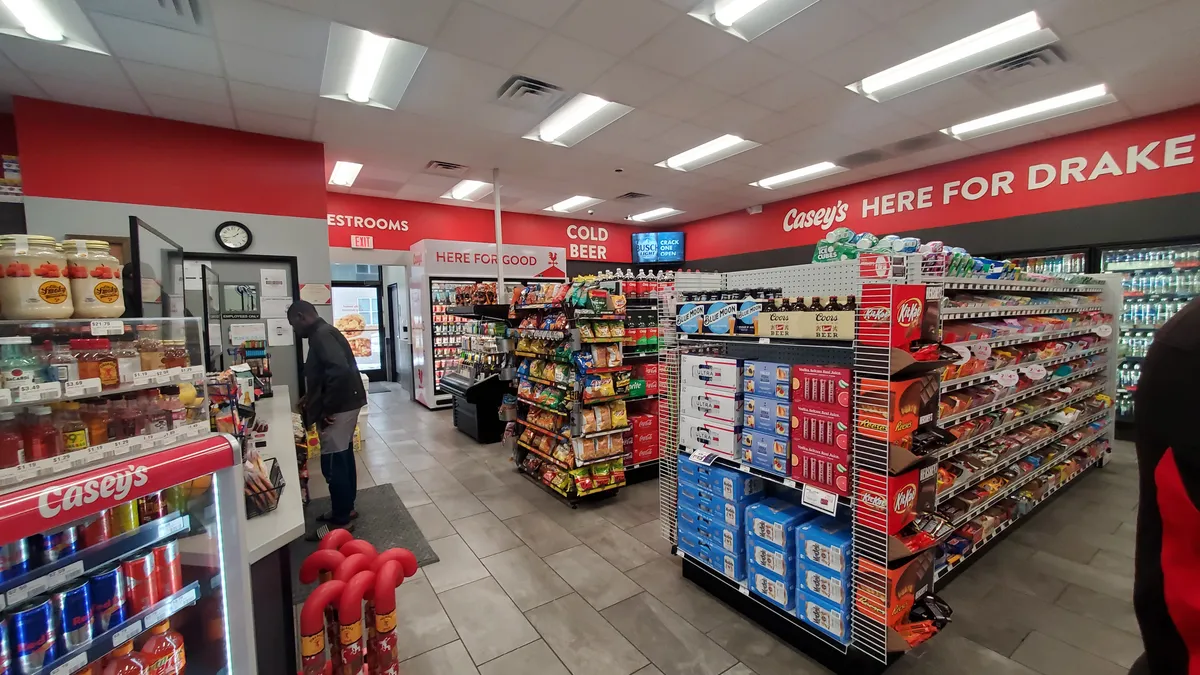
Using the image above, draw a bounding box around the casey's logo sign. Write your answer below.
[782,200,849,232]
[38,464,150,518]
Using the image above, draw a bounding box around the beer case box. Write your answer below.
[679,417,740,460]
[681,386,744,425]
[797,516,853,577]
[748,563,797,612]
[734,299,762,335]
[790,441,850,497]
[678,511,744,556]
[759,311,855,340]
[746,535,798,579]
[678,458,764,503]
[798,592,852,646]
[790,405,851,453]
[680,354,743,393]
[791,365,853,414]
[676,301,704,334]
[746,498,818,549]
[744,396,791,436]
[678,533,746,582]
[678,483,743,528]
[799,561,850,609]
[702,301,739,335]
[743,361,790,400]
[740,430,789,477]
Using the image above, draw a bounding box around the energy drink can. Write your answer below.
[11,597,57,674]
[51,579,92,650]
[79,510,111,548]
[0,616,9,675]
[110,501,139,535]
[122,551,160,612]
[138,492,166,525]
[88,565,126,632]
[152,540,182,598]
[1,538,30,581]
[36,526,78,564]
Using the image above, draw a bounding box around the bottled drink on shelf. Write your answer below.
[810,296,826,312]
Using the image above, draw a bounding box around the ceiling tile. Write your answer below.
[122,61,229,105]
[658,121,721,151]
[738,111,814,143]
[230,80,318,120]
[691,45,792,96]
[220,42,324,93]
[644,79,728,121]
[0,36,129,87]
[690,98,773,136]
[90,13,223,76]
[628,14,742,78]
[1037,0,1173,37]
[848,0,936,22]
[515,34,619,91]
[0,67,46,100]
[963,123,1050,153]
[577,128,678,164]
[144,93,237,128]
[589,60,680,107]
[656,0,699,9]
[740,68,844,112]
[882,77,995,122]
[1067,0,1200,81]
[755,0,879,63]
[600,109,679,140]
[893,0,1038,53]
[779,123,874,163]
[30,74,148,115]
[472,0,580,28]
[235,108,314,139]
[396,49,513,114]
[255,0,456,46]
[451,102,543,135]
[805,27,920,86]
[211,0,331,62]
[434,2,545,69]
[556,0,680,57]
[732,144,806,174]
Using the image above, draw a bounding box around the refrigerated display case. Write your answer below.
[1007,251,1088,275]
[1101,242,1200,422]
[0,316,255,674]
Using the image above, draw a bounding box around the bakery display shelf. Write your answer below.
[678,446,851,515]
[939,345,1110,392]
[514,328,568,340]
[934,383,1110,461]
[939,279,1105,293]
[518,440,572,471]
[937,364,1107,426]
[517,397,569,416]
[0,365,206,410]
[577,393,627,406]
[0,514,190,609]
[578,425,630,439]
[521,374,572,390]
[944,325,1108,350]
[940,303,1103,320]
[677,334,853,349]
[515,351,572,363]
[936,455,1101,584]
[37,580,201,675]
[947,425,1109,529]
[583,365,633,374]
[936,409,1111,503]
[516,419,569,441]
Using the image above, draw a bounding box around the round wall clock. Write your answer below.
[215,221,253,252]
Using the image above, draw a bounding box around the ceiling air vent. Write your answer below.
[968,45,1070,89]
[884,132,953,156]
[496,75,567,114]
[79,0,210,35]
[423,161,469,178]
[835,149,888,170]
[615,192,652,201]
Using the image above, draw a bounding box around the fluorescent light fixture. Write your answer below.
[329,161,363,187]
[442,180,493,202]
[714,0,773,26]
[346,31,390,103]
[3,0,62,41]
[524,94,634,148]
[848,12,1058,102]
[628,208,683,223]
[941,84,1115,140]
[546,196,604,213]
[657,134,760,172]
[751,161,845,189]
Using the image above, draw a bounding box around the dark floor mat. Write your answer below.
[368,381,394,394]
[288,483,439,603]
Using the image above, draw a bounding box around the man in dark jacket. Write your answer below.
[288,301,367,535]
[1133,295,1200,674]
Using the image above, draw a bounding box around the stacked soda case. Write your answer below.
[676,459,763,582]
[1,489,187,674]
[796,517,853,645]
[745,499,816,613]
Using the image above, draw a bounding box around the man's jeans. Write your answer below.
[320,445,357,525]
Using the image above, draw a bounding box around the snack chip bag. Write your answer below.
[607,344,623,368]
[553,363,570,383]
[518,380,534,398]
[595,404,613,430]
[583,374,604,400]
[610,400,628,428]
[582,408,598,433]
[571,467,594,492]
[591,344,609,368]
[589,289,609,313]
[579,322,595,339]
[574,350,596,372]
[594,321,612,338]
[612,321,625,337]
[591,461,612,487]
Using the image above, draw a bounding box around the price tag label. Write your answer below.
[112,619,142,648]
[50,453,75,470]
[16,382,60,403]
[90,320,125,336]
[991,369,1020,387]
[950,345,971,366]
[50,652,88,675]
[0,388,11,407]
[7,577,47,606]
[758,337,770,344]
[1021,364,1048,381]
[63,378,103,398]
[0,467,18,488]
[783,478,797,489]
[738,584,750,596]
[1094,324,1113,338]
[802,484,840,516]
[170,587,198,612]
[970,342,992,360]
[149,369,172,384]
[163,516,188,537]
[688,450,718,466]
[166,367,183,380]
[133,371,153,385]
[143,604,169,628]
[180,365,205,379]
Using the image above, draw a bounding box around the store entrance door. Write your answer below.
[332,281,387,382]
[389,282,413,393]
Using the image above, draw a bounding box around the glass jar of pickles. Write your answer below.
[0,235,74,319]
[62,239,124,318]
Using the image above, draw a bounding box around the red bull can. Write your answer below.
[51,579,92,651]
[1,538,30,582]
[10,597,57,674]
[88,565,126,632]
[34,526,78,564]
[0,616,11,675]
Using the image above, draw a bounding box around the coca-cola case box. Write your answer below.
[856,460,937,537]
[859,284,925,349]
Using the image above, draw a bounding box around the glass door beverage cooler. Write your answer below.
[0,317,255,675]
[1007,251,1088,275]
[1101,242,1200,423]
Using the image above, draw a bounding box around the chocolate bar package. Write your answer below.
[857,372,940,448]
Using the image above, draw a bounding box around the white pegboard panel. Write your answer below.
[725,260,863,296]
[674,271,724,292]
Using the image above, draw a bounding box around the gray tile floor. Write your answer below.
[306,387,1142,675]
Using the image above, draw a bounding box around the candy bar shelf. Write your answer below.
[940,279,1106,293]
[939,344,1110,393]
[943,324,1108,350]
[936,363,1108,426]
[939,303,1103,319]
